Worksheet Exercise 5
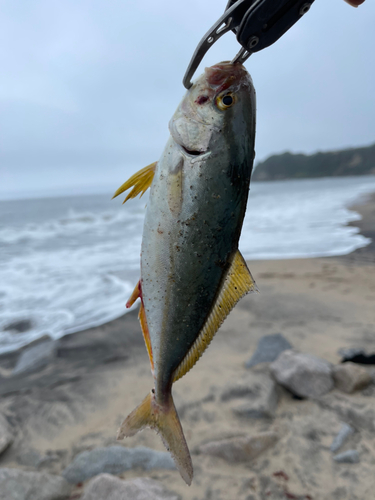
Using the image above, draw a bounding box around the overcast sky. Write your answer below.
[1,0,374,199]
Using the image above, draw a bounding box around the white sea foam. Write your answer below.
[0,242,139,353]
[0,206,143,245]
[0,175,374,354]
[240,176,375,259]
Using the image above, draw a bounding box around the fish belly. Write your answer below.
[141,137,251,393]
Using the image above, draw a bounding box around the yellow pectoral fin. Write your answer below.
[112,161,157,204]
[173,250,258,383]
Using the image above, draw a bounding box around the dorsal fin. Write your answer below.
[112,161,157,204]
[173,250,258,383]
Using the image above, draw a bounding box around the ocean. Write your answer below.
[1,175,375,355]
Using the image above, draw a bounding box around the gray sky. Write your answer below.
[1,0,374,199]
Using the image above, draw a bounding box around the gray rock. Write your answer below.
[3,319,32,333]
[81,474,180,500]
[198,432,278,463]
[333,450,360,464]
[0,468,71,500]
[12,340,56,376]
[332,487,349,499]
[221,383,259,402]
[0,414,13,456]
[270,350,334,398]
[318,393,375,432]
[245,333,292,368]
[330,423,354,453]
[225,374,279,419]
[233,397,277,420]
[333,362,372,394]
[16,448,42,467]
[62,445,175,484]
[38,451,64,468]
[338,348,365,360]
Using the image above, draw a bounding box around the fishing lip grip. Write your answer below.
[183,0,315,89]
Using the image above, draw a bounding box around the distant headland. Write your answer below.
[252,142,375,181]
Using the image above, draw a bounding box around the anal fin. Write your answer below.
[126,281,154,373]
[139,300,154,373]
[112,161,157,203]
[173,250,258,382]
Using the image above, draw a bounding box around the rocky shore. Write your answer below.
[0,194,375,500]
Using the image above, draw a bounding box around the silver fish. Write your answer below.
[113,62,257,484]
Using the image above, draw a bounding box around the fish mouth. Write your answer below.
[181,146,205,156]
[178,144,211,162]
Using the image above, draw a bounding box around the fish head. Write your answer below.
[169,62,255,157]
[344,0,365,6]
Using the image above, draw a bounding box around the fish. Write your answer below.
[113,61,257,485]
[344,0,365,6]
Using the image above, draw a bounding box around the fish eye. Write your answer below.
[222,95,233,106]
[216,92,236,111]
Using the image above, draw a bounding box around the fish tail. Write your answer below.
[117,390,193,485]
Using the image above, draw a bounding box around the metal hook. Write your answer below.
[182,0,256,89]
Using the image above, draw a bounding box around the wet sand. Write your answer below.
[0,193,375,499]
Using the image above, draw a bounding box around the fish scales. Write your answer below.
[143,125,254,391]
[114,62,257,485]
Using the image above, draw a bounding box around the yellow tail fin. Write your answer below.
[117,391,193,485]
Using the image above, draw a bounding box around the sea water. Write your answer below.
[1,175,375,354]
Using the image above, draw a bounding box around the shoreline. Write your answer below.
[1,186,374,361]
[343,192,375,263]
[0,188,374,498]
[0,187,373,373]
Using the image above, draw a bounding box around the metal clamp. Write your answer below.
[183,0,315,89]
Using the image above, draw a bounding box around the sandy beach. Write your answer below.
[1,194,375,499]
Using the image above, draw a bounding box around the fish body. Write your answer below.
[143,64,255,392]
[115,62,257,484]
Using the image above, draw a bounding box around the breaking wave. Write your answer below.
[1,175,375,354]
